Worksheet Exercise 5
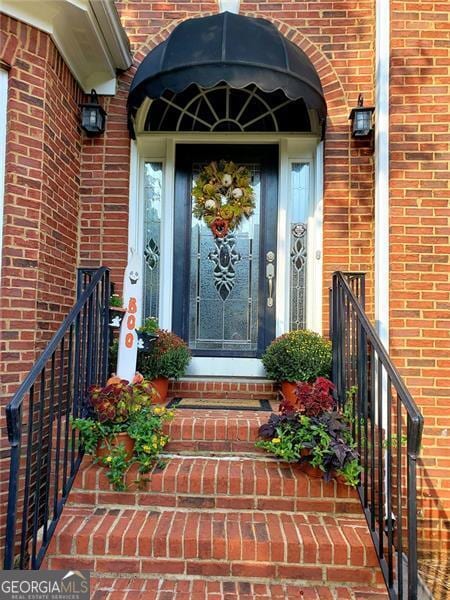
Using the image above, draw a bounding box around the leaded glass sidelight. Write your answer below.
[189,163,261,352]
[289,163,310,330]
[143,162,163,320]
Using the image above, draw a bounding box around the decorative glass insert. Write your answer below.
[143,162,163,320]
[146,84,311,133]
[189,163,261,352]
[289,163,310,330]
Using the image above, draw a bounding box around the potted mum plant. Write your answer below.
[262,329,332,406]
[256,377,362,487]
[72,376,175,490]
[137,329,191,403]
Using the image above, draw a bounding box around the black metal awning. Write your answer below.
[127,12,326,136]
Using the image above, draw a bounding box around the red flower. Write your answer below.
[295,377,336,417]
[210,217,229,238]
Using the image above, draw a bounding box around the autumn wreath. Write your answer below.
[192,160,255,238]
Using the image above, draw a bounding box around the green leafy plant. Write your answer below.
[137,329,191,380]
[262,330,332,383]
[256,377,362,487]
[72,379,175,490]
[109,294,123,308]
[336,458,362,488]
[137,317,159,335]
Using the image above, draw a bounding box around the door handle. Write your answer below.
[266,251,275,307]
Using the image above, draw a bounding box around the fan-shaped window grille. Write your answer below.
[145,83,311,133]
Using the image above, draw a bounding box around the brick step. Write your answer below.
[91,575,389,599]
[70,456,361,514]
[168,379,279,402]
[44,506,383,586]
[163,408,270,454]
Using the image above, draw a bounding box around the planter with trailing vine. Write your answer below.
[71,377,175,490]
[255,377,363,487]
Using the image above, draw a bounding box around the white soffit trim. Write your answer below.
[2,0,132,95]
[375,0,390,350]
[218,0,240,14]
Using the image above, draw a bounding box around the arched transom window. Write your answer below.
[145,83,312,133]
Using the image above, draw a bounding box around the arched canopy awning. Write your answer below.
[127,12,327,137]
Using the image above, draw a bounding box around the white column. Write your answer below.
[375,0,390,350]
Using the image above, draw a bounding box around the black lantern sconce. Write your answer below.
[80,89,106,136]
[349,94,374,138]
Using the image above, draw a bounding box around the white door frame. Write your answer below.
[129,133,324,377]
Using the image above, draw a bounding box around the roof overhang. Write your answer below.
[2,0,132,95]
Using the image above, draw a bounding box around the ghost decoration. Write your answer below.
[116,248,143,382]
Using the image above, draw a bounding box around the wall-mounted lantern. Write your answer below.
[80,89,106,136]
[349,94,374,138]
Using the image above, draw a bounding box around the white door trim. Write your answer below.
[129,133,324,377]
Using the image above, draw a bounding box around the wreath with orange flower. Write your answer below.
[192,160,255,238]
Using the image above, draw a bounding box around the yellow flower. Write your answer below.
[142,445,151,453]
[151,434,158,443]
[105,456,112,463]
[154,407,161,415]
[152,443,158,449]
[272,438,281,444]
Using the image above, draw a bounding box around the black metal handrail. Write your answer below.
[4,267,110,569]
[331,271,424,600]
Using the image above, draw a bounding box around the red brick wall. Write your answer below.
[0,14,83,395]
[390,2,450,560]
[0,14,83,558]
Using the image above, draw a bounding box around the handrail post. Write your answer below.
[4,406,22,569]
[101,270,111,385]
[331,274,339,399]
[407,417,419,600]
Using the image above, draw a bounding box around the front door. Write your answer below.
[173,144,278,359]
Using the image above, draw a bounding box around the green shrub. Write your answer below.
[262,329,332,383]
[137,329,191,380]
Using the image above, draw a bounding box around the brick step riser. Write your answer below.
[73,460,360,506]
[168,381,278,403]
[68,491,361,515]
[163,440,264,454]
[45,556,384,586]
[163,413,267,445]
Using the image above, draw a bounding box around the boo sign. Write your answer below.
[116,248,143,382]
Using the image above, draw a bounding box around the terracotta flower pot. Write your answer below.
[280,381,298,407]
[96,432,135,461]
[151,377,169,403]
[298,461,323,479]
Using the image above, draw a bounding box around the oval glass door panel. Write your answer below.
[189,163,261,352]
